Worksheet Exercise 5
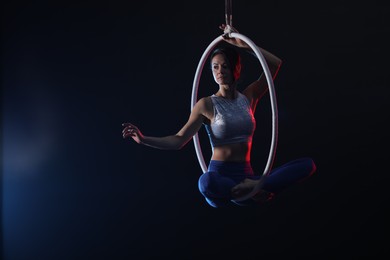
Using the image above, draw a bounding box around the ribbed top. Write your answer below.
[205,92,256,147]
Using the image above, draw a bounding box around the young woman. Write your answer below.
[122,25,316,208]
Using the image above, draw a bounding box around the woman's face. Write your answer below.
[211,54,233,85]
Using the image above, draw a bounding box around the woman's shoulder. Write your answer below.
[196,96,213,111]
[198,95,213,103]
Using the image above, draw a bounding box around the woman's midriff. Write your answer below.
[211,142,252,162]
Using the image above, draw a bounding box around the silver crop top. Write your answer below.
[205,92,256,147]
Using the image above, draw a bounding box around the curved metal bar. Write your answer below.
[230,32,278,202]
[191,35,224,173]
[191,32,278,202]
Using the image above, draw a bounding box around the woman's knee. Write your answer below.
[199,171,238,197]
[198,171,219,195]
[304,157,317,176]
[297,157,317,180]
[198,172,211,195]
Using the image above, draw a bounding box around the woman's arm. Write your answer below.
[220,24,282,111]
[242,45,282,112]
[220,24,282,78]
[122,97,209,150]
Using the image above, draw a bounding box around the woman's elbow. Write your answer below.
[271,60,282,78]
[173,135,190,150]
[275,58,282,70]
[173,143,184,150]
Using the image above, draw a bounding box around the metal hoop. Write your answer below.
[191,32,278,202]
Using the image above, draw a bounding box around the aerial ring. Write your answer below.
[191,32,278,202]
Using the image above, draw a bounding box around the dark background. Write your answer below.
[2,0,389,259]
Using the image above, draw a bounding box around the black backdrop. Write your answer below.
[2,0,389,259]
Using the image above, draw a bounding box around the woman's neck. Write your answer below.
[216,84,237,99]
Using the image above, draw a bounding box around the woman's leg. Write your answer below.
[198,171,238,208]
[262,157,317,193]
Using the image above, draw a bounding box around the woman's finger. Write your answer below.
[122,125,138,133]
[123,131,136,139]
[122,122,137,128]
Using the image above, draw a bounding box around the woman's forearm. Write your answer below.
[258,46,282,69]
[141,135,187,150]
[246,46,282,72]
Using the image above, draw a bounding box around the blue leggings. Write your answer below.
[198,157,317,208]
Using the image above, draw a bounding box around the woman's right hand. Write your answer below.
[122,123,144,144]
[219,24,249,49]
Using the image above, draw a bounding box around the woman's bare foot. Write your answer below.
[231,178,274,203]
[231,178,258,199]
[252,190,275,204]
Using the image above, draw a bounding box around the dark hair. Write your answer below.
[210,47,241,81]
